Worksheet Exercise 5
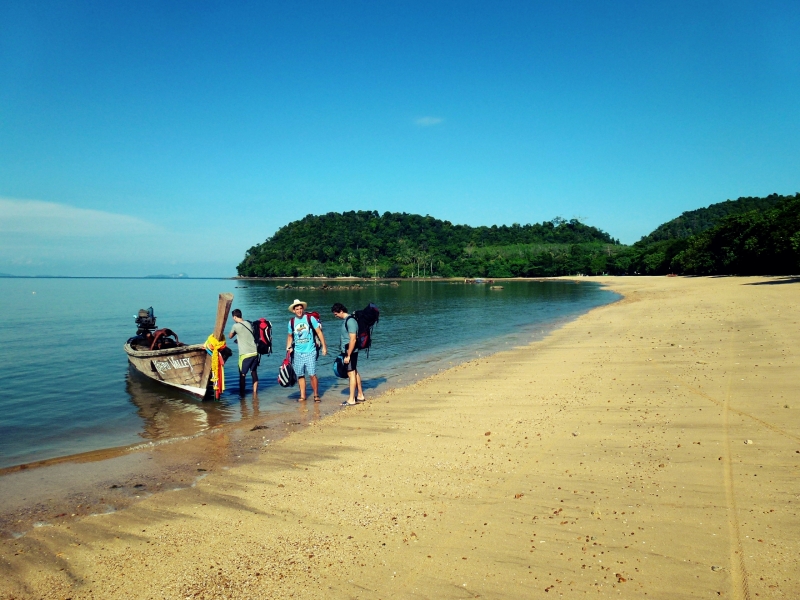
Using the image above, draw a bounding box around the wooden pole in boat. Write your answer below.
[200,292,234,398]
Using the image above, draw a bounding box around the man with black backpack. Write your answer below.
[228,308,259,396]
[331,302,366,406]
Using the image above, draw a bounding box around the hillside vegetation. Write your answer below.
[670,194,800,275]
[639,194,783,244]
[237,212,620,278]
[237,193,799,278]
[627,193,799,275]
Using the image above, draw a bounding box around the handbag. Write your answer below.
[278,351,297,387]
[332,353,349,379]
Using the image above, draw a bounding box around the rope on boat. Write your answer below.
[204,335,227,398]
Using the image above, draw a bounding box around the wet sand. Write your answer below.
[0,396,340,540]
[1,276,798,599]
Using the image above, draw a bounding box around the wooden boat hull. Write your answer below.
[123,293,233,399]
[124,342,210,397]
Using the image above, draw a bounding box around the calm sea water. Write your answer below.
[0,278,618,469]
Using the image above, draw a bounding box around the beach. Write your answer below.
[2,276,798,599]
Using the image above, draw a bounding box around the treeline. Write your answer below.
[237,212,619,278]
[237,194,799,278]
[638,194,783,244]
[622,193,800,275]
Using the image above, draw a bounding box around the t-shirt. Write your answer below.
[340,315,359,354]
[288,315,320,355]
[230,321,258,356]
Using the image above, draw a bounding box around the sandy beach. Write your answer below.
[2,276,798,599]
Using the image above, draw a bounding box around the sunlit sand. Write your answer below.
[2,276,797,599]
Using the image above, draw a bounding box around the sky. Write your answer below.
[1,0,798,277]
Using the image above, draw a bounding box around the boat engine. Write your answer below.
[135,307,157,336]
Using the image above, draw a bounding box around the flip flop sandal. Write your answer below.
[314,395,321,402]
[341,400,357,406]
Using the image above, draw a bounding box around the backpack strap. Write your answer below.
[345,315,358,350]
[306,314,321,359]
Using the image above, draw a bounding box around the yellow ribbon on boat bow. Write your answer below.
[204,335,227,397]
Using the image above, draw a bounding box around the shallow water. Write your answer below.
[0,278,618,469]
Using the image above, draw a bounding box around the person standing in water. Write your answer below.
[286,299,327,402]
[331,302,365,406]
[228,308,259,396]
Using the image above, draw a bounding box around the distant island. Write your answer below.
[238,212,620,278]
[144,273,190,279]
[237,193,800,278]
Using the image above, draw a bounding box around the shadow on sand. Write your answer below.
[744,276,800,286]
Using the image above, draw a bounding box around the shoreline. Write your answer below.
[2,276,798,598]
[0,282,614,539]
[2,277,605,472]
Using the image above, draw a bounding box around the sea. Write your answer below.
[0,278,619,470]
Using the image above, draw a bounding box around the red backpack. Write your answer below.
[248,318,272,355]
[278,351,297,387]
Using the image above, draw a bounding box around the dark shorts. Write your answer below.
[240,356,259,381]
[346,352,358,373]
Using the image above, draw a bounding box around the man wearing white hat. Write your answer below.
[286,299,327,401]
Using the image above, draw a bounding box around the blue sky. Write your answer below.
[1,1,798,276]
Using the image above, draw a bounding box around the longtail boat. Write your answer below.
[124,293,233,398]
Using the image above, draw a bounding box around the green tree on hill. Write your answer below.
[237,211,618,278]
[624,193,797,274]
[672,194,800,275]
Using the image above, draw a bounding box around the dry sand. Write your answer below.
[2,276,798,599]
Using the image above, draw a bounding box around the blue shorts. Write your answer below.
[293,351,317,378]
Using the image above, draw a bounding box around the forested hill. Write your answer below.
[627,193,800,275]
[638,194,785,244]
[237,194,799,278]
[237,211,618,278]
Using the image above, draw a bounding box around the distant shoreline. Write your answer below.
[0,274,592,281]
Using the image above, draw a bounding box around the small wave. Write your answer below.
[127,430,208,452]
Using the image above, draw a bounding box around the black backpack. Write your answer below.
[347,303,380,357]
[249,318,272,355]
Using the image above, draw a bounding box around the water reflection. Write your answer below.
[125,367,235,440]
[0,278,618,469]
[121,280,618,445]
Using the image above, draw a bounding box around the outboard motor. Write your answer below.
[130,308,181,350]
[135,307,157,336]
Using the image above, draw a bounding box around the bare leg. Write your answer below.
[298,376,307,400]
[311,375,321,401]
[346,371,357,404]
[355,371,365,401]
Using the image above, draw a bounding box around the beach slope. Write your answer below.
[2,276,798,599]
